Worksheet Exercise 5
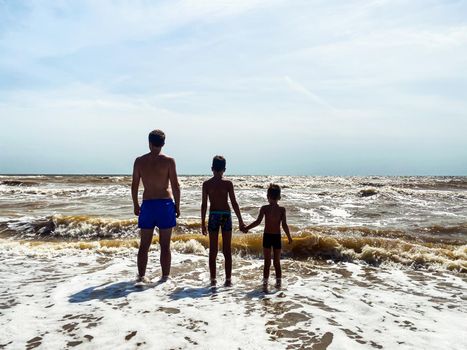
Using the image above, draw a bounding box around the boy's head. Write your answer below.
[267,183,281,202]
[148,129,165,150]
[211,155,226,174]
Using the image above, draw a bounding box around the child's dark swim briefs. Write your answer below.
[138,199,176,230]
[208,211,232,233]
[263,233,282,249]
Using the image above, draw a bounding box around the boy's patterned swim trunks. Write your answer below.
[208,211,232,233]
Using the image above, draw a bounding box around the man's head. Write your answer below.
[267,183,281,202]
[148,129,165,151]
[211,155,226,174]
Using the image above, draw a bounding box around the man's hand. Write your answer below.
[288,236,293,244]
[175,205,180,218]
[133,204,140,216]
[202,225,207,236]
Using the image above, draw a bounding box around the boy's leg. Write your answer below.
[221,231,232,283]
[209,231,219,281]
[263,248,272,281]
[159,228,172,278]
[273,249,282,281]
[138,228,154,278]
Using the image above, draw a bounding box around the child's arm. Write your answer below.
[281,207,292,244]
[201,182,208,235]
[244,207,265,232]
[228,181,244,229]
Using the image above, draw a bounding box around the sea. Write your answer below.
[0,175,466,349]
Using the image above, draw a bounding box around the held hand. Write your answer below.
[133,204,140,216]
[239,222,246,233]
[202,225,207,236]
[288,236,293,244]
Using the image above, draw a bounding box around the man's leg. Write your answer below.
[221,231,232,283]
[208,231,219,282]
[159,228,173,278]
[138,228,154,278]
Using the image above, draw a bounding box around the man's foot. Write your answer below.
[210,279,217,287]
[262,278,268,286]
[275,278,282,288]
[224,278,232,287]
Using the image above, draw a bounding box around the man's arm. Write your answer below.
[131,158,141,216]
[244,207,265,232]
[281,208,292,244]
[201,182,208,235]
[169,158,181,218]
[228,181,244,229]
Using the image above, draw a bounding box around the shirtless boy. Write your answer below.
[201,156,244,286]
[243,184,292,288]
[132,129,180,283]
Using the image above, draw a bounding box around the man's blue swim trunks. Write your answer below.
[138,199,176,230]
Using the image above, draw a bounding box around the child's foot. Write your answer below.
[275,278,282,288]
[135,275,151,286]
[224,278,232,287]
[159,275,170,283]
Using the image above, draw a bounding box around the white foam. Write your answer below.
[1,242,466,349]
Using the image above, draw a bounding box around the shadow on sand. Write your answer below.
[69,280,166,303]
[168,286,219,300]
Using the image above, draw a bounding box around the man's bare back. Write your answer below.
[136,153,175,200]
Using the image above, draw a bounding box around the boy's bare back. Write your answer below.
[203,177,233,211]
[261,204,286,233]
[134,153,176,200]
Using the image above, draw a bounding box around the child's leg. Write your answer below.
[273,249,282,281]
[221,230,232,282]
[208,231,219,281]
[263,248,272,281]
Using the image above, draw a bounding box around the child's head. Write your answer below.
[267,183,281,203]
[148,129,165,151]
[211,155,226,175]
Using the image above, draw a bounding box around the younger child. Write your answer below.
[243,184,292,287]
[201,156,245,286]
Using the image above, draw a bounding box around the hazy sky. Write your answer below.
[1,0,466,175]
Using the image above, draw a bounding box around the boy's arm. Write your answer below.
[131,158,141,216]
[169,158,181,218]
[228,181,244,228]
[281,207,292,244]
[244,207,265,231]
[201,182,208,235]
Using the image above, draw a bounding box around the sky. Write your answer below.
[1,0,466,175]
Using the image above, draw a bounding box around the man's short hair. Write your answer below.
[212,155,226,172]
[149,129,165,147]
[267,183,281,200]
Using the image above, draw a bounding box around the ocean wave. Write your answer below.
[2,233,465,272]
[2,215,466,244]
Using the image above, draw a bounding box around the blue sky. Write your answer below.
[1,0,466,175]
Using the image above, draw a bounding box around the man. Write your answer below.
[132,129,180,283]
